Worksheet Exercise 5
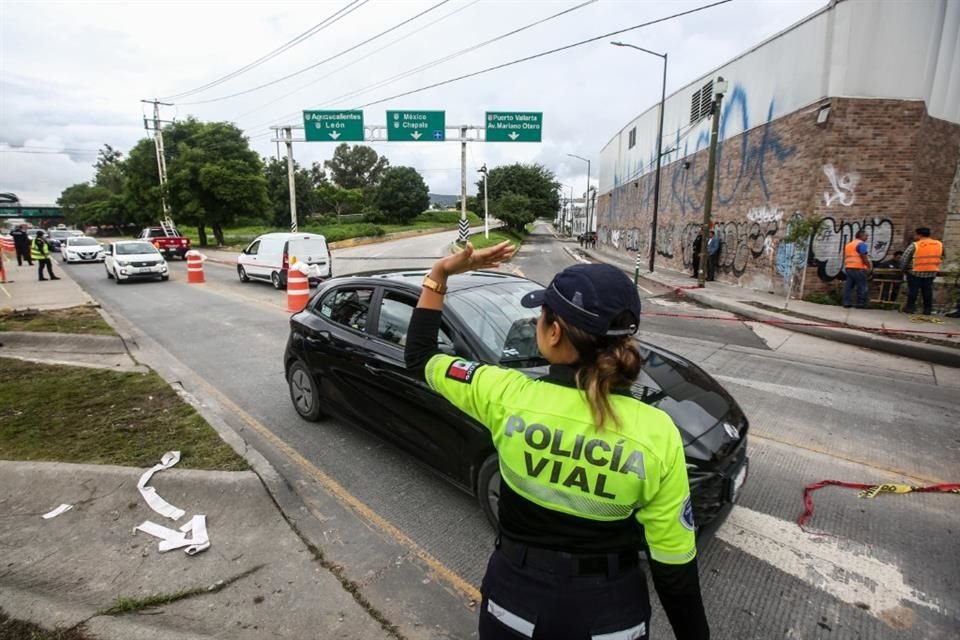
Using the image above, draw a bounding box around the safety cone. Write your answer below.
[186,250,205,284]
[286,264,311,312]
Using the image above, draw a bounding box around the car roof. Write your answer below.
[114,240,157,245]
[326,269,538,294]
[255,232,327,241]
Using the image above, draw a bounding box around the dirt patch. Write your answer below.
[0,306,115,336]
[0,608,96,640]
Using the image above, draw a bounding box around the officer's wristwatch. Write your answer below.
[422,275,448,295]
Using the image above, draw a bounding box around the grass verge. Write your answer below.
[98,565,263,616]
[0,357,247,471]
[0,306,115,335]
[0,609,94,640]
[462,227,527,251]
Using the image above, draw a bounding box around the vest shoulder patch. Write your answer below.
[445,360,480,383]
[680,496,695,531]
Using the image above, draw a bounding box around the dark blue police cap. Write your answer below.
[520,263,641,337]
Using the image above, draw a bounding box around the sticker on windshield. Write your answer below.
[446,360,480,384]
[680,496,695,531]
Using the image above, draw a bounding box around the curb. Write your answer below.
[0,330,128,354]
[579,248,960,368]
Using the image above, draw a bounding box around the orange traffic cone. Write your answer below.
[286,265,310,312]
[186,250,205,284]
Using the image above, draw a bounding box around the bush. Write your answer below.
[362,209,387,224]
[303,222,385,242]
[802,287,843,306]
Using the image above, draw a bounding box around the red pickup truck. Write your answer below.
[138,227,191,259]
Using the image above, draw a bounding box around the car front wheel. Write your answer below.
[114,268,123,284]
[105,265,113,279]
[477,454,501,529]
[238,265,250,282]
[288,360,323,421]
[271,271,284,290]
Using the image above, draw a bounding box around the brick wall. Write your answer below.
[597,98,960,296]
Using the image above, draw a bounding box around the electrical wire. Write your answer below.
[234,0,482,123]
[243,0,598,132]
[180,0,455,105]
[160,0,366,101]
[353,0,733,110]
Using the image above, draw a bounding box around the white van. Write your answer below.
[237,232,332,289]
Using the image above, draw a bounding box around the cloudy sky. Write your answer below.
[0,0,826,204]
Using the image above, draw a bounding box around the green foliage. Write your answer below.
[375,166,430,224]
[493,191,535,233]
[165,119,269,246]
[478,163,559,225]
[783,214,824,244]
[463,227,526,251]
[802,286,843,306]
[263,157,322,227]
[418,209,476,224]
[305,222,385,242]
[324,143,389,190]
[123,138,165,226]
[316,183,364,221]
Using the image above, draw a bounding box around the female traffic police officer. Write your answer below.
[404,241,709,640]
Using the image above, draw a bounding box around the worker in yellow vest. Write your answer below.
[900,227,944,315]
[842,230,871,308]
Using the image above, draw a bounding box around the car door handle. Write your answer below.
[363,363,384,375]
[305,331,330,345]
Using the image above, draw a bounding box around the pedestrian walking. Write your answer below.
[901,227,944,315]
[842,230,871,308]
[691,231,703,279]
[406,243,709,640]
[11,224,32,266]
[32,230,60,281]
[706,230,720,281]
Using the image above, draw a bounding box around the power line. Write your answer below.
[180,0,455,106]
[160,1,367,101]
[233,0,483,123]
[354,0,733,110]
[247,0,597,132]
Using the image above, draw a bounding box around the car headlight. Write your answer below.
[116,260,129,266]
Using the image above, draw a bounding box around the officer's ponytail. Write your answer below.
[543,307,642,431]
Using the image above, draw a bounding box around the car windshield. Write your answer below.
[446,281,544,365]
[68,237,98,246]
[50,231,70,239]
[116,242,159,255]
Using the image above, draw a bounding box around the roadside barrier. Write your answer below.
[286,264,311,312]
[185,250,206,284]
[797,479,960,535]
[0,235,12,283]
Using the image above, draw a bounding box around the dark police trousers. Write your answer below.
[479,537,650,639]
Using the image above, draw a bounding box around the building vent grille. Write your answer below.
[690,80,714,124]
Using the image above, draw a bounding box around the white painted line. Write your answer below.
[637,285,654,295]
[717,506,943,619]
[42,503,73,519]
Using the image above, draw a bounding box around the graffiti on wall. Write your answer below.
[679,217,781,277]
[774,213,809,289]
[822,163,860,207]
[809,217,894,281]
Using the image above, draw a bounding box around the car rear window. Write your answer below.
[116,242,160,255]
[288,237,328,261]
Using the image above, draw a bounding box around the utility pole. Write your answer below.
[479,163,490,239]
[141,99,174,226]
[459,126,468,243]
[284,127,298,233]
[699,77,727,288]
[567,154,591,239]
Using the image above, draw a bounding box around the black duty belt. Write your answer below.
[496,535,639,578]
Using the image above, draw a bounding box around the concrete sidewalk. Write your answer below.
[0,461,390,640]
[576,244,960,367]
[1,253,94,310]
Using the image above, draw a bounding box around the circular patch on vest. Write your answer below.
[680,496,695,531]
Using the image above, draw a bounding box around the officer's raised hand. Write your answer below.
[436,240,515,277]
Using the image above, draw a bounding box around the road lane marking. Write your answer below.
[717,506,944,622]
[185,372,483,605]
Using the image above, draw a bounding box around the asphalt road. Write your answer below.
[63,228,959,639]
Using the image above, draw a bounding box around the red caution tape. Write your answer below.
[798,479,960,535]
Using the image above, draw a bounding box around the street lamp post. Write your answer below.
[479,164,490,239]
[567,153,591,240]
[611,41,668,284]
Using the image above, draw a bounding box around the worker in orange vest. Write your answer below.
[842,230,871,308]
[900,227,944,315]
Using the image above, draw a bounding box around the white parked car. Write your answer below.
[62,236,105,263]
[104,241,169,284]
[237,232,332,289]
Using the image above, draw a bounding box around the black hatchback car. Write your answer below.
[284,270,749,535]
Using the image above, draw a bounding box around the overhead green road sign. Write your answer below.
[387,110,445,141]
[485,112,543,142]
[303,110,364,142]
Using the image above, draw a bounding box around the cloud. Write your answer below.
[0,0,827,202]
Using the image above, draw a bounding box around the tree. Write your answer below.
[57,144,134,231]
[316,183,364,221]
[264,157,319,228]
[165,119,269,246]
[374,166,429,224]
[477,163,559,223]
[122,138,165,229]
[493,192,535,233]
[324,144,389,190]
